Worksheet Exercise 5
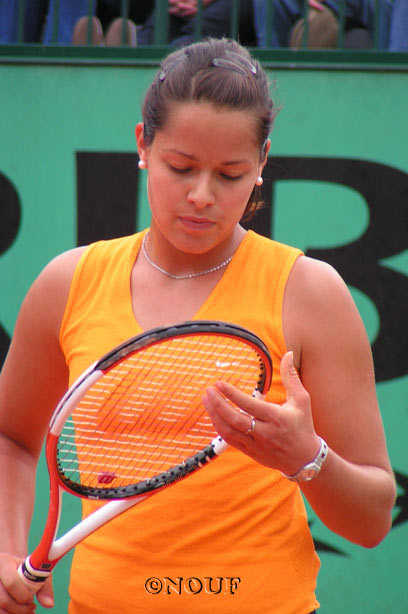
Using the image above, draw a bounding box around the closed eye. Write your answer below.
[168,163,243,181]
[220,173,243,181]
[168,164,191,174]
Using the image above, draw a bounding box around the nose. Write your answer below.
[187,172,215,208]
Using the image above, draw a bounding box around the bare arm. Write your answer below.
[203,256,396,547]
[285,257,395,546]
[0,247,84,612]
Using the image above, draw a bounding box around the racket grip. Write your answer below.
[17,558,50,592]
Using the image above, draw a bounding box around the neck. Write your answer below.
[142,227,246,280]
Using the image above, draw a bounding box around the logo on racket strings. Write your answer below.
[98,471,117,484]
[215,360,241,368]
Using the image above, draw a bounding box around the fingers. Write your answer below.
[202,351,319,471]
[209,351,309,419]
[280,351,310,408]
[0,555,36,614]
[0,597,35,614]
[36,578,54,609]
[203,351,310,429]
[208,381,273,423]
[202,386,255,439]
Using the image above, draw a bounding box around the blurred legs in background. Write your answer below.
[0,0,48,43]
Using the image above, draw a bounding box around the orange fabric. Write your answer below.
[60,230,320,614]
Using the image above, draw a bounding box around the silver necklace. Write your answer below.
[141,233,233,280]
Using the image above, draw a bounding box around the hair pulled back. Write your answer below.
[142,38,276,220]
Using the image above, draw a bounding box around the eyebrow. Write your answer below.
[163,148,249,166]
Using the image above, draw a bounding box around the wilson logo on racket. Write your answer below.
[97,472,117,484]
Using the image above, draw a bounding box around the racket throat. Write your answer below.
[49,497,146,561]
[27,483,63,573]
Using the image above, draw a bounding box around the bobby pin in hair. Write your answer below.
[159,56,185,82]
[212,50,257,77]
[225,51,257,74]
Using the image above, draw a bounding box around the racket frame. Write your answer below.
[18,320,272,587]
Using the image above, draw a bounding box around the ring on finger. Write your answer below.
[245,416,256,435]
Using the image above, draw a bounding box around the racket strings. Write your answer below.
[57,334,264,492]
[94,346,210,470]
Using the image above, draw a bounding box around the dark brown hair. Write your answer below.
[142,38,276,220]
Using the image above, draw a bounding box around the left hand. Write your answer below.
[202,351,321,476]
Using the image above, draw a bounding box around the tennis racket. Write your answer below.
[18,320,272,590]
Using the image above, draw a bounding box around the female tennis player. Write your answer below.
[0,37,395,614]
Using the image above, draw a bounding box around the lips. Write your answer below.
[179,216,215,230]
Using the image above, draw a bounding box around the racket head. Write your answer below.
[48,321,272,501]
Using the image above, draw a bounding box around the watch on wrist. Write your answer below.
[283,437,328,483]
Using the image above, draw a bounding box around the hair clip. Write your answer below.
[225,50,257,75]
[212,52,257,77]
[212,57,246,76]
[159,56,185,82]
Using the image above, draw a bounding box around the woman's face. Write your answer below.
[136,102,269,256]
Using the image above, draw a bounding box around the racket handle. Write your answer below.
[17,558,50,592]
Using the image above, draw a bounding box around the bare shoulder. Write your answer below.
[283,255,366,364]
[22,246,86,330]
[31,246,86,296]
[286,254,352,304]
[0,247,86,453]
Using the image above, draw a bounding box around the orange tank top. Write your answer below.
[60,229,320,614]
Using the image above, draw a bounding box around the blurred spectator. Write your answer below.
[1,0,405,50]
[41,0,95,44]
[70,15,136,46]
[0,0,47,43]
[137,0,256,47]
[44,0,151,44]
[389,0,408,50]
[253,0,401,50]
[0,0,255,47]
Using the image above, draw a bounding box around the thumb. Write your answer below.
[280,351,308,405]
[36,576,54,609]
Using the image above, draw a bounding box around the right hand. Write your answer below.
[0,554,54,613]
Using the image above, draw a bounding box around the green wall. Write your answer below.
[0,60,407,612]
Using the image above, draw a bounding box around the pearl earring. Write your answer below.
[256,176,263,186]
[138,160,146,170]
